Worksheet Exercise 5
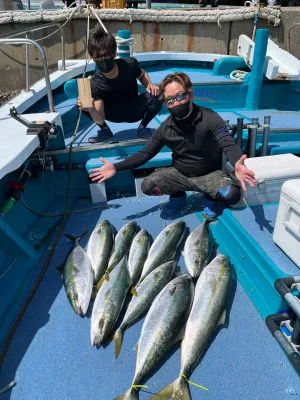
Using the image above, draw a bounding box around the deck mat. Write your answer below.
[0,195,299,400]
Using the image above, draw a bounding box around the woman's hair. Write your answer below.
[159,72,193,99]
[88,26,117,58]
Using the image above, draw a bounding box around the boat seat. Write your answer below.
[86,151,173,173]
[64,79,79,99]
[86,151,173,202]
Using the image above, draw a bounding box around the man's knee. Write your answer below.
[144,93,163,112]
[215,184,241,205]
[141,177,163,196]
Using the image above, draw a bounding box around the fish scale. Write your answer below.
[137,220,186,285]
[91,256,131,346]
[128,229,152,286]
[184,220,213,278]
[150,254,232,400]
[107,221,138,274]
[113,260,177,359]
[114,274,194,400]
[63,233,93,316]
[87,220,114,283]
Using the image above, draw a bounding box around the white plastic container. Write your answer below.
[273,179,300,268]
[235,154,300,207]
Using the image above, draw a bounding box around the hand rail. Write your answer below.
[0,22,65,82]
[0,38,54,113]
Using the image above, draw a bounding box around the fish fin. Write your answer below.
[96,272,109,290]
[201,212,218,223]
[172,323,187,345]
[133,340,139,352]
[218,309,226,326]
[91,286,98,302]
[56,264,64,272]
[150,377,190,400]
[64,233,76,241]
[169,284,177,296]
[64,231,89,243]
[113,389,139,400]
[113,328,124,359]
[130,287,138,297]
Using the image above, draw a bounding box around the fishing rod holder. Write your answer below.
[10,107,57,150]
[266,275,300,376]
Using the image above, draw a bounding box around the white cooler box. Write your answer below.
[273,179,300,268]
[235,154,300,207]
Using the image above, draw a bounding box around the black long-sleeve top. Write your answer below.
[114,104,242,178]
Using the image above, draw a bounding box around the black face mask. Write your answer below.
[168,101,190,119]
[96,57,115,74]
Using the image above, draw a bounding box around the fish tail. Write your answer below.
[113,328,124,359]
[113,388,139,400]
[64,231,89,243]
[201,212,217,223]
[149,377,190,400]
[96,272,110,290]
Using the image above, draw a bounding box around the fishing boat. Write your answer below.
[0,6,300,398]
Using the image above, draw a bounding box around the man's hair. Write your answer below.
[88,26,117,58]
[159,72,193,99]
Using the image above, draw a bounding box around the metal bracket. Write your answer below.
[9,107,57,150]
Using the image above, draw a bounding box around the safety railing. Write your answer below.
[0,23,65,91]
[0,38,54,112]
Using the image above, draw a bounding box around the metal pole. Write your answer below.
[25,32,30,91]
[146,0,151,8]
[236,117,244,149]
[27,0,30,9]
[0,38,54,113]
[246,29,269,110]
[261,115,271,157]
[248,117,259,158]
[61,27,65,70]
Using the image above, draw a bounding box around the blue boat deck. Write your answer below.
[24,66,300,150]
[233,204,299,276]
[62,109,300,149]
[0,195,300,400]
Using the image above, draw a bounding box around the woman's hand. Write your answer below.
[89,158,116,183]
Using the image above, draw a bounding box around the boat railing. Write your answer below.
[0,23,66,112]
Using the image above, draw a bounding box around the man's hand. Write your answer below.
[234,154,256,191]
[146,84,159,96]
[89,157,116,183]
[77,97,95,112]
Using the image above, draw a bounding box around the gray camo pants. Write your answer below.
[142,167,240,200]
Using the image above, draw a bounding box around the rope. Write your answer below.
[19,195,119,217]
[230,69,248,81]
[0,7,281,25]
[115,35,134,56]
[34,5,79,42]
[89,5,108,33]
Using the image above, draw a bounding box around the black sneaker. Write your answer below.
[88,128,113,143]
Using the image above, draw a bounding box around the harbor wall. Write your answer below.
[0,7,299,90]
